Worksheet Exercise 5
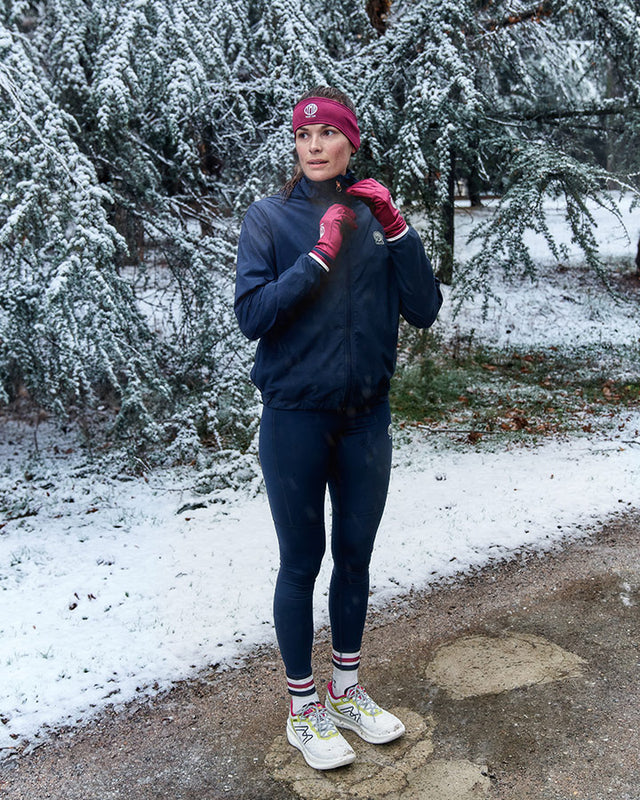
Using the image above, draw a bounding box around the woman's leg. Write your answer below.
[260,409,359,768]
[259,406,335,697]
[323,402,405,744]
[327,401,393,667]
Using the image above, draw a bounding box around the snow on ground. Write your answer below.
[428,193,640,354]
[1,197,639,756]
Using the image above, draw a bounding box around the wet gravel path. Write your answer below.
[1,509,639,799]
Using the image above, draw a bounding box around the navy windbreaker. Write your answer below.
[235,172,443,411]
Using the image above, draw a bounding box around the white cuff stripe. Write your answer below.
[309,251,330,271]
[386,224,409,242]
[288,675,315,689]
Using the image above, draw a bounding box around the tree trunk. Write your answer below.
[467,161,483,207]
[439,152,455,285]
[366,0,391,34]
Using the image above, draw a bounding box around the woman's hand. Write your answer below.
[346,179,408,241]
[311,203,358,268]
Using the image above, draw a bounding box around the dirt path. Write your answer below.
[2,510,639,800]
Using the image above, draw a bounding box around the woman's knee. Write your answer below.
[331,560,370,586]
[278,556,324,591]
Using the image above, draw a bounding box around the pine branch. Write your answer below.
[479,1,555,33]
[524,102,640,122]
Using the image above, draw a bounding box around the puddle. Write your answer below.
[399,759,491,800]
[424,632,586,700]
[265,709,490,799]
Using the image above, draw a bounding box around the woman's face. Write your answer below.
[295,124,355,182]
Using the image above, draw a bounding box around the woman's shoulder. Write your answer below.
[244,186,307,225]
[245,191,289,216]
[241,192,304,244]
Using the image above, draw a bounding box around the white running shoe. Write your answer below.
[286,701,356,770]
[325,682,405,744]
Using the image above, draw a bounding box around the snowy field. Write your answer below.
[436,194,640,356]
[1,197,639,756]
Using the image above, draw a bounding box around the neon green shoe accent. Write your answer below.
[287,702,356,770]
[325,683,405,744]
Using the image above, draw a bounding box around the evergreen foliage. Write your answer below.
[0,23,165,430]
[1,0,639,464]
[353,0,640,284]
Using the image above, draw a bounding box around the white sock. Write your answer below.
[331,649,360,696]
[288,675,319,715]
[290,691,320,715]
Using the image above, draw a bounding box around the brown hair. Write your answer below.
[281,86,357,200]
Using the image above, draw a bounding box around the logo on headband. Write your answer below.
[303,103,318,118]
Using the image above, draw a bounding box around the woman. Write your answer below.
[235,86,442,770]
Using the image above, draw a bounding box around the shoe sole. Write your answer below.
[325,705,406,745]
[286,721,355,770]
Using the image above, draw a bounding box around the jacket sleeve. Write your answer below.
[387,227,443,328]
[234,202,327,341]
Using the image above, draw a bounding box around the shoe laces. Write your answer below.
[301,702,337,736]
[345,684,380,715]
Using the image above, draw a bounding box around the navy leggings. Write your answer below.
[259,401,392,681]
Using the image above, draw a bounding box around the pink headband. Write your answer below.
[292,97,360,152]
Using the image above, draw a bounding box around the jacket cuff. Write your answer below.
[385,222,409,242]
[309,250,331,272]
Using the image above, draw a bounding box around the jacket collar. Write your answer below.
[295,171,358,202]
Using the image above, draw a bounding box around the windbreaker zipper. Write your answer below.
[342,231,354,410]
[333,175,355,410]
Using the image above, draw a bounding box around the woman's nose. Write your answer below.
[309,135,322,152]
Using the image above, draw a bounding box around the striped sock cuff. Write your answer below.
[332,649,361,672]
[287,675,317,698]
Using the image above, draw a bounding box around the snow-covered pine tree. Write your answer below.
[455,0,640,301]
[352,0,639,291]
[4,0,639,468]
[2,0,259,464]
[0,22,167,435]
[83,0,260,461]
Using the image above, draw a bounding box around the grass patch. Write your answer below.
[390,333,640,445]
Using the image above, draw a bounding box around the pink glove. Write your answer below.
[346,179,408,240]
[311,203,357,267]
